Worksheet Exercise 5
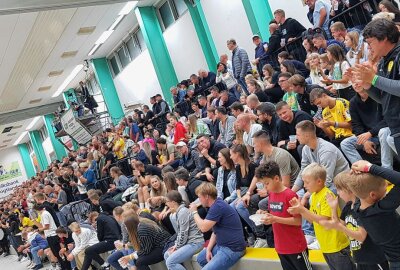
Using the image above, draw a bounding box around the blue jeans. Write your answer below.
[340,135,380,164]
[164,242,204,270]
[31,246,42,265]
[379,127,395,169]
[236,77,249,95]
[107,249,135,270]
[197,245,245,270]
[230,200,256,232]
[297,189,315,237]
[390,261,400,270]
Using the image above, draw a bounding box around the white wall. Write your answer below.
[201,0,255,61]
[42,137,55,164]
[269,0,312,29]
[163,11,208,81]
[0,147,28,199]
[113,50,162,107]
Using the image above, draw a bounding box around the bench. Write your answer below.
[150,248,329,270]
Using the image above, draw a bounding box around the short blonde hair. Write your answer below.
[333,171,352,192]
[195,182,217,199]
[346,173,386,199]
[68,222,80,232]
[302,163,326,183]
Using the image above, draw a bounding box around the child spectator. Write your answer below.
[288,163,355,270]
[256,162,311,270]
[348,160,400,269]
[319,171,389,270]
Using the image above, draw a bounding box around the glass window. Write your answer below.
[127,36,141,60]
[173,0,188,17]
[136,29,146,51]
[109,56,120,76]
[159,1,175,29]
[117,45,131,68]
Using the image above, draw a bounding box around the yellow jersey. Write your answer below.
[322,98,353,139]
[310,187,349,253]
[114,138,125,159]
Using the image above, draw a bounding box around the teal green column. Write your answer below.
[242,0,273,41]
[62,88,77,109]
[17,143,36,178]
[92,58,125,125]
[43,114,67,161]
[28,131,49,171]
[135,6,177,106]
[185,0,219,72]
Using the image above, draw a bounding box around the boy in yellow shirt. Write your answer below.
[288,163,355,270]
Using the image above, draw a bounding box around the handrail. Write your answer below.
[328,0,377,25]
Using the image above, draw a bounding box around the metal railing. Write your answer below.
[328,0,377,30]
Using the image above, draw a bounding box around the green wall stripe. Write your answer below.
[186,0,219,72]
[92,57,125,125]
[29,130,49,171]
[135,6,177,106]
[242,0,273,41]
[44,114,67,161]
[18,143,36,178]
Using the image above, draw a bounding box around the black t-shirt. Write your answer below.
[235,162,257,189]
[279,18,306,42]
[341,200,387,264]
[144,165,162,178]
[222,170,230,199]
[105,151,116,165]
[278,110,313,141]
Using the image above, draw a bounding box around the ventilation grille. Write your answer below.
[2,126,13,133]
[38,86,51,92]
[77,26,96,35]
[48,70,63,77]
[7,132,17,137]
[3,139,12,143]
[0,145,7,149]
[61,51,78,58]
[29,99,42,104]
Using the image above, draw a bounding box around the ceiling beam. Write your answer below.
[0,0,142,15]
[0,102,63,125]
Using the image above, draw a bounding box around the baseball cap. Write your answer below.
[176,141,186,148]
[252,34,260,40]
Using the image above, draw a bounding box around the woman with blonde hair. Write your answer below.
[344,31,368,66]
[186,114,210,143]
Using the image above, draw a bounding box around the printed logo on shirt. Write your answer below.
[269,201,284,212]
[345,214,361,252]
[388,60,394,73]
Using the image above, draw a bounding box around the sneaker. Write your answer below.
[247,234,255,246]
[17,255,23,261]
[21,256,29,262]
[28,263,36,269]
[307,239,320,250]
[305,234,316,245]
[3,252,10,257]
[55,264,62,270]
[253,238,269,248]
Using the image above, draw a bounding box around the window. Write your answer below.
[126,36,141,60]
[173,0,188,17]
[159,1,175,29]
[136,29,146,51]
[27,141,33,154]
[109,55,120,76]
[107,27,146,77]
[117,45,131,68]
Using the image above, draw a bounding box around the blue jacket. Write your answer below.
[216,167,237,203]
[255,41,269,76]
[232,47,252,79]
[115,175,131,192]
[31,234,48,250]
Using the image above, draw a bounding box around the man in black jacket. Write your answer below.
[352,19,400,155]
[288,74,320,116]
[257,102,280,146]
[340,86,392,167]
[81,211,120,270]
[196,134,227,181]
[176,141,205,178]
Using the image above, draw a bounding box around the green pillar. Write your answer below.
[62,88,77,109]
[135,6,177,106]
[91,58,125,125]
[17,144,36,178]
[43,114,67,161]
[242,0,273,41]
[28,130,49,171]
[185,0,219,72]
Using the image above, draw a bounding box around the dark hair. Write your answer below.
[174,168,190,182]
[196,133,210,140]
[143,105,149,110]
[278,72,292,79]
[278,51,290,59]
[247,79,262,92]
[257,102,276,116]
[55,227,68,234]
[275,101,289,111]
[255,161,281,179]
[219,148,235,170]
[363,18,400,44]
[281,60,298,75]
[312,33,326,40]
[216,106,228,115]
[156,138,167,145]
[380,0,400,15]
[163,172,177,191]
[326,44,346,63]
[217,62,227,73]
[252,130,271,143]
[230,102,244,112]
[230,144,250,166]
[166,190,183,204]
[309,87,328,103]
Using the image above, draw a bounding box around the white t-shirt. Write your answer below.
[40,210,57,237]
[243,124,262,147]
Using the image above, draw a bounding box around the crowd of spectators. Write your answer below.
[2,1,400,270]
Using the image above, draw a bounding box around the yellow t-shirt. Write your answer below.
[322,98,353,139]
[310,187,349,253]
[114,138,125,159]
